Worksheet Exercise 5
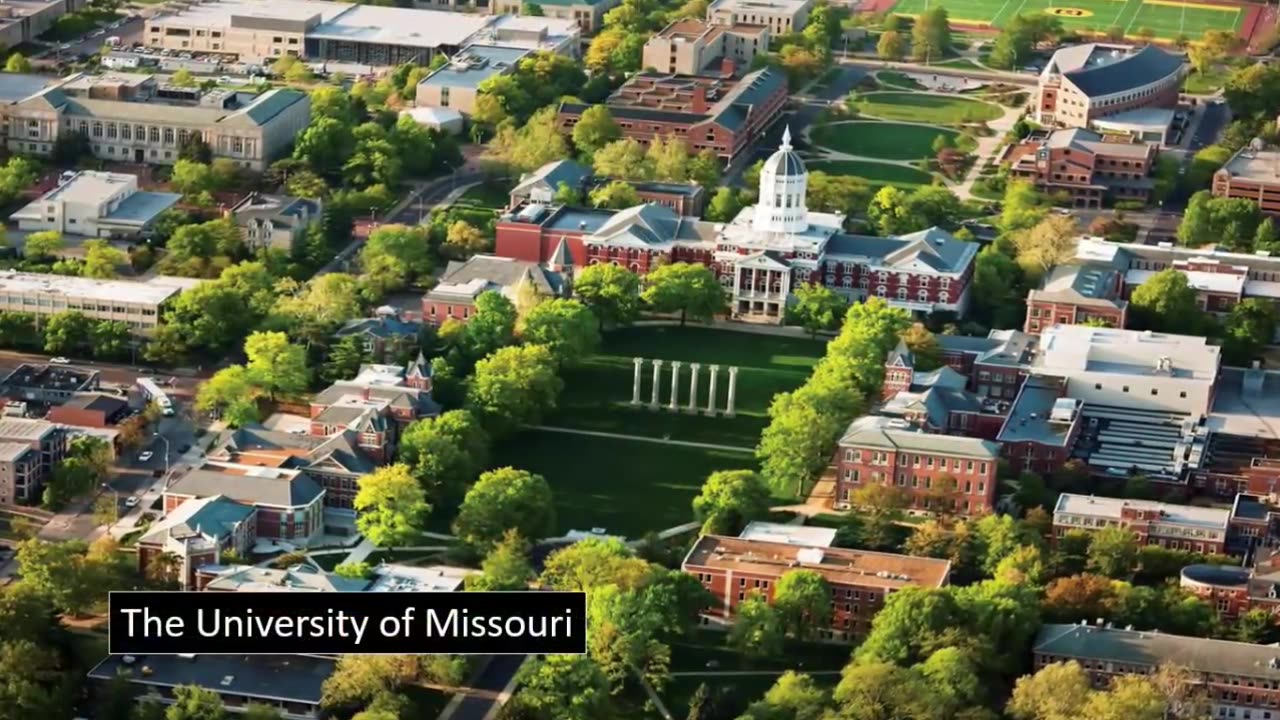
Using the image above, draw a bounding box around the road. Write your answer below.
[41,16,146,62]
[0,350,209,395]
[837,57,1039,88]
[448,655,526,720]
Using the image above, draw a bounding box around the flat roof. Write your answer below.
[368,564,473,592]
[149,0,354,28]
[420,45,528,90]
[309,5,491,49]
[1,363,97,391]
[0,73,60,103]
[1036,324,1220,380]
[997,378,1079,447]
[0,270,194,306]
[685,535,950,589]
[1053,493,1229,530]
[1034,623,1280,681]
[0,417,57,441]
[1221,147,1280,183]
[709,0,810,12]
[39,171,135,204]
[0,442,33,462]
[88,654,335,705]
[738,521,836,547]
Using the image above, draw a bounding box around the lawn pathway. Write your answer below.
[952,101,1025,201]
[527,425,755,453]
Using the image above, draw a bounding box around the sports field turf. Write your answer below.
[852,92,1003,123]
[889,0,1243,40]
[811,121,959,160]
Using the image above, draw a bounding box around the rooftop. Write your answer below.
[367,564,474,592]
[308,4,491,48]
[58,392,128,416]
[0,417,58,441]
[166,462,324,508]
[148,0,353,29]
[1028,264,1125,309]
[1036,324,1220,380]
[1220,145,1280,183]
[1053,493,1229,529]
[0,73,59,103]
[684,535,951,589]
[426,254,566,303]
[839,414,1001,459]
[708,0,812,13]
[203,563,371,592]
[0,442,33,462]
[1045,43,1184,98]
[0,363,98,392]
[1209,368,1280,438]
[89,654,336,705]
[1034,623,1280,681]
[138,495,256,549]
[997,377,1080,447]
[419,44,528,90]
[738,521,836,547]
[0,270,200,306]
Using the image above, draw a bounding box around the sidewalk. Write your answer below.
[528,425,753,453]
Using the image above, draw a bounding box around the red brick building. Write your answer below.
[997,376,1084,476]
[1035,44,1184,129]
[1180,547,1280,621]
[1004,128,1158,209]
[1051,493,1231,554]
[163,462,325,545]
[1213,145,1280,216]
[834,415,1001,516]
[308,358,439,461]
[1033,622,1280,719]
[682,535,951,641]
[46,392,130,428]
[558,66,787,162]
[136,495,257,589]
[1024,265,1128,335]
[422,254,570,327]
[508,159,707,217]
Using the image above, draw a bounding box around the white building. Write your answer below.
[0,271,201,334]
[11,171,181,238]
[706,0,813,34]
[1033,324,1221,416]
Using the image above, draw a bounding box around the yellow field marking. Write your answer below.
[1143,0,1239,12]
[1045,6,1095,16]
[894,12,995,22]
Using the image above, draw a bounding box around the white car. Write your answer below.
[49,356,70,364]
[138,451,154,462]
[124,496,140,508]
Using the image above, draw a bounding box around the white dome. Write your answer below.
[753,126,809,234]
[762,126,806,177]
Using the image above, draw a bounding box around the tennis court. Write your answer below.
[888,0,1245,40]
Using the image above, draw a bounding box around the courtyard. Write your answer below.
[810,121,959,161]
[850,92,1003,125]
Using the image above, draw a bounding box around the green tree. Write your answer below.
[911,6,952,61]
[321,336,367,384]
[398,409,489,502]
[43,310,93,357]
[877,29,905,60]
[1007,661,1093,720]
[742,671,828,720]
[571,105,621,156]
[728,593,786,657]
[899,323,942,371]
[692,470,772,535]
[706,185,744,222]
[244,331,308,400]
[589,180,641,209]
[1087,525,1139,578]
[465,529,534,591]
[23,230,64,261]
[82,239,128,279]
[1129,268,1203,333]
[519,298,600,365]
[359,224,432,301]
[170,159,215,197]
[466,344,564,435]
[1223,298,1277,366]
[773,569,832,639]
[333,562,373,580]
[354,464,430,548]
[642,262,724,326]
[591,138,653,180]
[463,291,518,359]
[454,467,555,553]
[4,53,31,73]
[539,537,654,591]
[196,365,261,427]
[573,263,641,330]
[510,654,611,720]
[785,282,846,338]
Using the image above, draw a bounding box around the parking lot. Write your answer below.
[45,15,145,62]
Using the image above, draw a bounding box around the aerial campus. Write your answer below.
[2,0,1280,715]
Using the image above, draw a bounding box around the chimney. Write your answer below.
[363,386,371,400]
[691,85,708,114]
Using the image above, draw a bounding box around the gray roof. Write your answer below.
[912,366,968,391]
[937,329,1036,368]
[512,159,592,198]
[234,88,309,125]
[139,495,255,546]
[0,442,33,462]
[1028,264,1126,309]
[420,44,528,90]
[763,148,804,177]
[996,377,1077,447]
[707,66,785,132]
[210,425,376,476]
[426,254,566,302]
[0,418,56,441]
[1034,623,1280,681]
[881,386,982,428]
[825,227,976,275]
[1058,44,1184,98]
[1043,127,1154,159]
[166,465,324,508]
[88,654,335,705]
[61,392,129,415]
[231,194,320,227]
[544,207,614,234]
[102,191,183,225]
[839,415,1001,459]
[0,73,59,102]
[336,315,422,340]
[202,563,372,592]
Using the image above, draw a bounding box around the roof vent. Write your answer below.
[796,547,824,564]
[220,675,234,686]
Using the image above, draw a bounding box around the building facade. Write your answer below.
[641,19,768,76]
[163,463,326,545]
[682,534,950,641]
[10,170,181,238]
[229,192,321,253]
[1004,128,1158,209]
[1035,44,1184,129]
[1052,493,1230,553]
[0,272,198,336]
[0,442,40,506]
[0,417,66,505]
[1213,145,1280,216]
[705,0,811,34]
[422,254,569,326]
[1024,265,1128,335]
[490,0,618,32]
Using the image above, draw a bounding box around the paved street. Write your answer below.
[0,350,210,394]
[446,655,527,720]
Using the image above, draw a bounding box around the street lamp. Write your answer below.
[154,432,171,482]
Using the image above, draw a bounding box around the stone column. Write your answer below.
[705,364,720,417]
[725,366,740,417]
[650,359,663,410]
[687,363,701,414]
[631,357,644,406]
[668,361,681,411]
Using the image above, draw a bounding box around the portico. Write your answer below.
[732,252,792,320]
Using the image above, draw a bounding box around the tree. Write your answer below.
[574,263,641,330]
[1086,525,1139,579]
[42,310,93,357]
[728,593,786,657]
[196,365,260,427]
[398,409,489,502]
[706,186,743,222]
[359,224,432,300]
[832,662,940,720]
[899,323,942,371]
[642,262,724,326]
[1129,268,1203,333]
[354,464,430,548]
[571,105,621,156]
[466,529,534,591]
[23,230,64,261]
[742,671,828,720]
[1007,661,1092,720]
[321,655,420,710]
[591,138,653,180]
[539,537,654,592]
[911,6,951,62]
[852,483,909,550]
[807,172,872,217]
[773,569,831,639]
[164,686,229,720]
[294,117,356,176]
[520,299,600,365]
[785,282,845,338]
[877,30,905,60]
[647,135,693,182]
[1223,297,1277,366]
[244,331,308,400]
[553,181,582,206]
[1011,214,1078,281]
[178,133,213,164]
[4,53,30,73]
[82,239,128,279]
[463,291,517,359]
[15,539,101,615]
[443,220,489,258]
[689,149,721,190]
[523,1,544,13]
[484,107,571,172]
[589,180,641,209]
[333,562,373,580]
[509,654,611,720]
[454,467,555,553]
[170,159,215,197]
[692,470,772,535]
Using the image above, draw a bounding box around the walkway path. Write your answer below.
[632,318,826,338]
[527,425,754,453]
[952,102,1024,201]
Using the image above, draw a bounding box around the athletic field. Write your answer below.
[886,0,1249,41]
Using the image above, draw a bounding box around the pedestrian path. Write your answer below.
[527,425,754,453]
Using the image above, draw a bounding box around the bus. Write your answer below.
[137,377,175,416]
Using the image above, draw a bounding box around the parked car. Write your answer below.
[138,451,153,462]
[124,496,140,508]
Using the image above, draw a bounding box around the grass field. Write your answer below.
[457,181,513,210]
[852,92,1003,124]
[808,159,938,188]
[889,0,1243,40]
[811,121,958,160]
[548,326,824,447]
[877,71,926,89]
[490,430,757,537]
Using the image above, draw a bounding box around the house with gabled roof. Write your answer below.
[163,462,325,546]
[137,494,256,589]
[422,254,569,326]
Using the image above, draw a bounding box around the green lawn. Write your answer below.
[457,181,513,210]
[808,160,937,189]
[887,0,1243,40]
[811,121,957,161]
[490,430,757,537]
[876,71,925,90]
[549,326,823,447]
[852,92,1002,124]
[1183,66,1229,94]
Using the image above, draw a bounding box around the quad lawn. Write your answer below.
[876,71,925,90]
[548,325,824,448]
[490,430,758,537]
[851,92,1002,124]
[810,121,958,161]
[808,160,937,189]
[887,0,1244,41]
